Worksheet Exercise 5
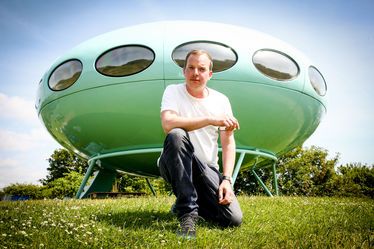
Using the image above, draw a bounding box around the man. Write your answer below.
[159,50,242,239]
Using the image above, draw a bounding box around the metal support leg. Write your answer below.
[251,168,273,197]
[73,148,278,198]
[272,162,279,196]
[146,178,156,196]
[76,159,96,199]
[232,151,246,187]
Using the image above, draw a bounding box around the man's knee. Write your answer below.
[165,128,189,148]
[220,210,242,227]
[221,203,243,227]
[167,128,187,138]
[229,210,243,227]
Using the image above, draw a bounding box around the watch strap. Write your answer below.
[222,175,232,184]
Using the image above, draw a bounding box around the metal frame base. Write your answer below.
[76,148,279,199]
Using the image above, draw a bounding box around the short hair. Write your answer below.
[184,49,213,71]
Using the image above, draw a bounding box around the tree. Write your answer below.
[235,167,274,196]
[42,171,84,199]
[117,174,172,195]
[334,163,374,197]
[40,149,88,185]
[2,183,43,199]
[1,172,83,200]
[277,146,339,196]
[235,146,340,196]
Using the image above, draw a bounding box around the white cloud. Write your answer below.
[0,128,54,152]
[0,127,59,188]
[0,127,60,188]
[0,158,19,168]
[0,156,48,189]
[0,92,38,125]
[0,93,61,188]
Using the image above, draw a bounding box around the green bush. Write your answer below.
[276,146,339,196]
[2,172,83,200]
[333,163,374,197]
[117,174,171,195]
[2,183,44,199]
[42,171,84,199]
[40,148,88,185]
[3,146,372,199]
[235,167,274,196]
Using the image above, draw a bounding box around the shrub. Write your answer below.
[2,183,43,199]
[117,174,171,195]
[334,163,374,198]
[42,171,84,199]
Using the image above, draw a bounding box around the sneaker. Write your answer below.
[176,213,198,239]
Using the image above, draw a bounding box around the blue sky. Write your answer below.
[0,0,373,188]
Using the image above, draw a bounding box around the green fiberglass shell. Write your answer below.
[36,21,327,178]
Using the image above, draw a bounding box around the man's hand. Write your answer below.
[218,179,234,205]
[211,115,240,131]
[161,111,240,134]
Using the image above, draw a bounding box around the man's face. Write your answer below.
[183,54,213,88]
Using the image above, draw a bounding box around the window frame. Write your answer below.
[252,49,300,81]
[172,40,238,73]
[308,65,327,96]
[48,59,83,91]
[95,44,155,77]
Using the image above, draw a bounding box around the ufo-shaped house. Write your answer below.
[36,21,327,198]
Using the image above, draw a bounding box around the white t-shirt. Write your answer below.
[161,83,233,169]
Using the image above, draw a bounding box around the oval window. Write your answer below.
[96,45,155,77]
[253,49,299,81]
[309,66,327,96]
[48,60,83,91]
[172,41,237,72]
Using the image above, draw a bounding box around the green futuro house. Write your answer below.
[36,21,327,198]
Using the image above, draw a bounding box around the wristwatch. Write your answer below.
[222,175,232,184]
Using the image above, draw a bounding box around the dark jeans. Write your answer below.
[159,128,242,227]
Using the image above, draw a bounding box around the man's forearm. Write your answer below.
[161,110,240,134]
[162,115,211,133]
[221,131,236,177]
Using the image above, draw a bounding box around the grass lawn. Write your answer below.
[0,196,373,248]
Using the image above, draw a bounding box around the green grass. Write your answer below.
[1,196,373,248]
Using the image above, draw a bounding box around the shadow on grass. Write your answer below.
[96,209,222,232]
[96,210,176,231]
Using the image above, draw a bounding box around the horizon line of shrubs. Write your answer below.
[1,146,373,200]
